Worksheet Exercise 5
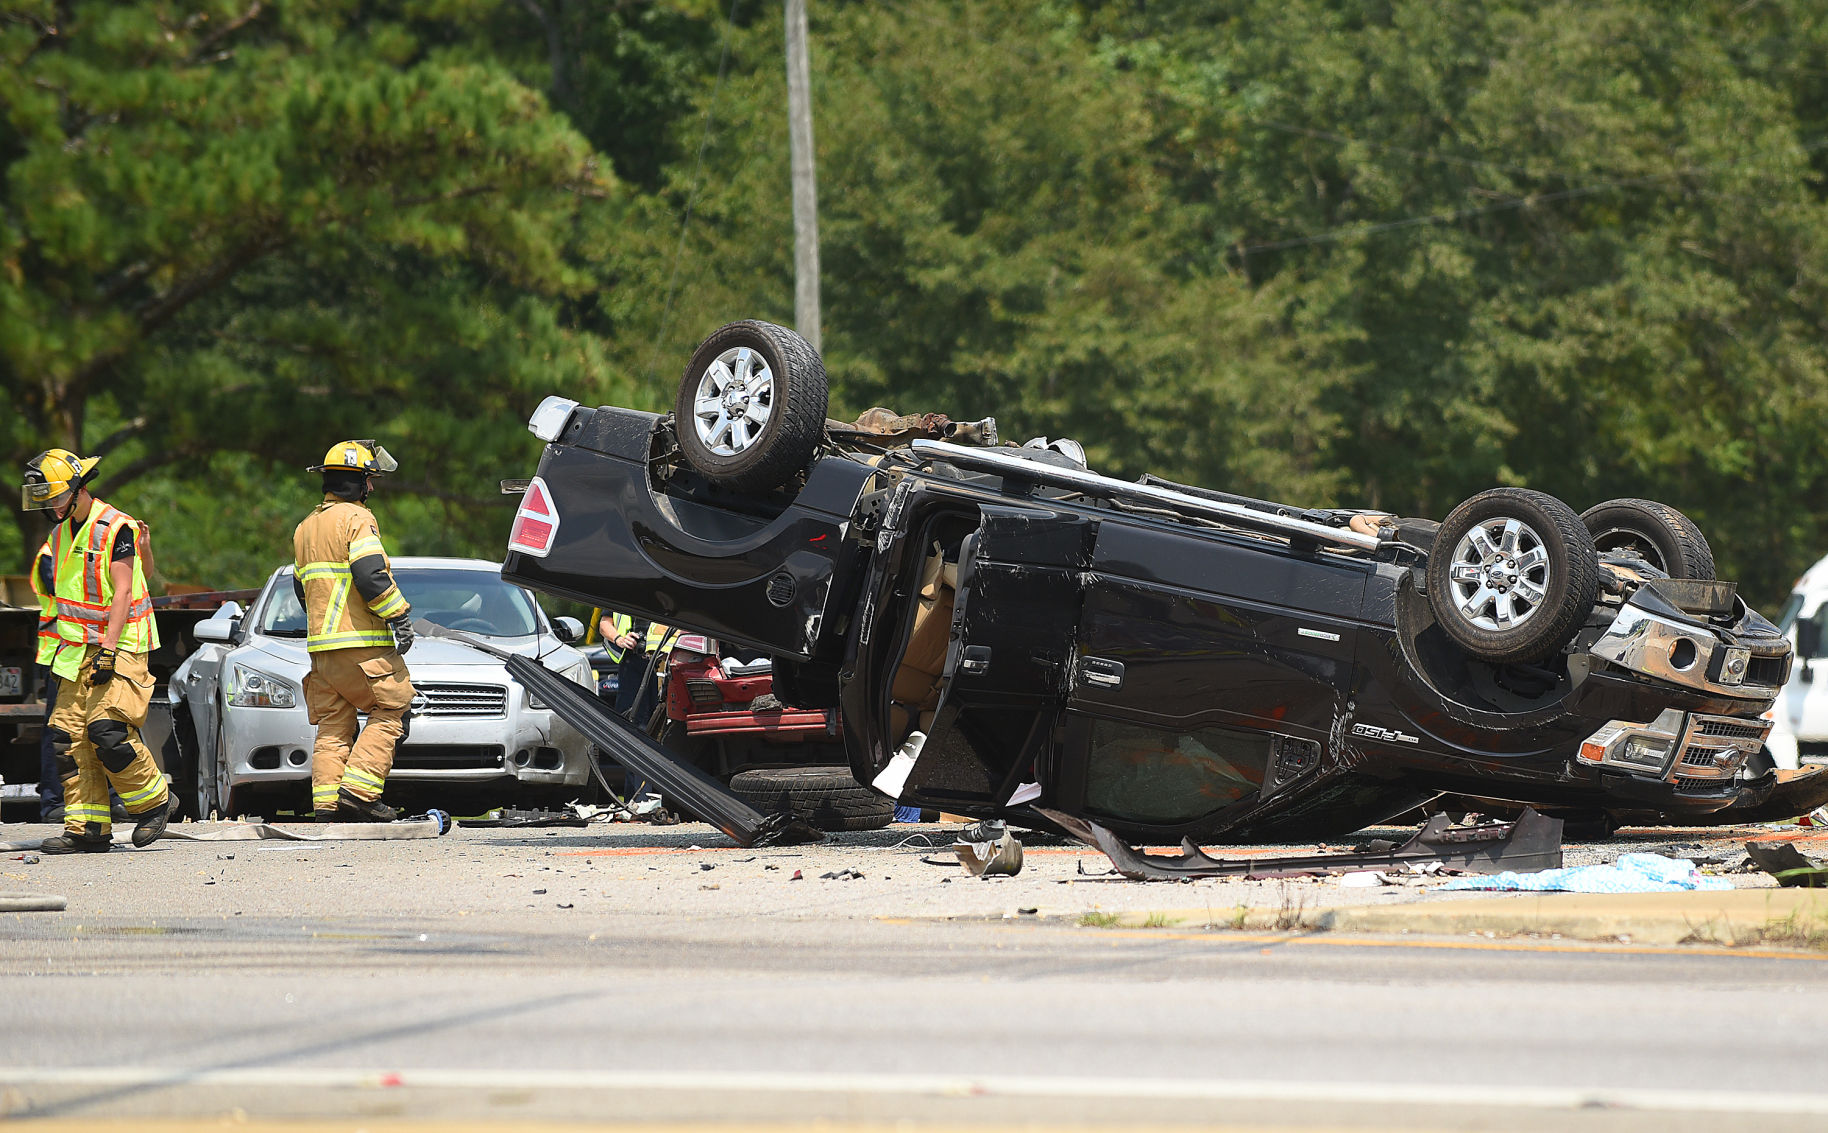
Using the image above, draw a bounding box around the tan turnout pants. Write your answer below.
[303,645,413,808]
[50,646,168,837]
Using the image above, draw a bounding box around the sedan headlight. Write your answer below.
[528,660,593,709]
[227,663,299,709]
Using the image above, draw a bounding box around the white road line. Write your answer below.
[2,1067,1827,1115]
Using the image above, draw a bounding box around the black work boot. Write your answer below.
[40,832,111,854]
[313,810,340,823]
[336,789,396,823]
[130,798,170,847]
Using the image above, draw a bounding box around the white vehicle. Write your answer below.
[166,557,596,818]
[1768,552,1828,774]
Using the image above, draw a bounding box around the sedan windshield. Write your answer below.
[261,568,542,638]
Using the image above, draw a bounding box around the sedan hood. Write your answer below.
[242,634,572,673]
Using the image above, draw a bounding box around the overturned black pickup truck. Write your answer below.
[499,319,1825,845]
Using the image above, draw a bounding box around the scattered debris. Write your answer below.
[954,821,1024,877]
[820,868,864,880]
[20,854,39,866]
[1440,852,1731,893]
[532,888,547,895]
[458,808,588,829]
[700,884,720,891]
[790,869,803,881]
[1745,842,1828,888]
[699,863,715,871]
[556,902,574,909]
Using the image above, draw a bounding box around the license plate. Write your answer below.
[0,666,20,698]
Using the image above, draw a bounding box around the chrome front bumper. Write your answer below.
[1589,606,1789,699]
[1576,709,1771,789]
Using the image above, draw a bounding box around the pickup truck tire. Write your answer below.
[1580,498,1716,579]
[674,320,829,493]
[728,766,894,832]
[1426,488,1599,664]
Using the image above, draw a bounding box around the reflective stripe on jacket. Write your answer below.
[48,502,158,679]
[293,497,409,653]
[31,541,56,667]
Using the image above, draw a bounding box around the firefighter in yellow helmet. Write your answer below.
[20,448,169,853]
[293,440,415,822]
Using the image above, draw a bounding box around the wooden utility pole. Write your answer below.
[785,0,821,352]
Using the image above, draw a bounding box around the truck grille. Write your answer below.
[412,683,508,717]
[1681,748,1727,767]
[1691,718,1765,741]
[1676,775,1737,794]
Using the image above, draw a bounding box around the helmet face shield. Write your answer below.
[21,480,70,512]
[361,442,398,474]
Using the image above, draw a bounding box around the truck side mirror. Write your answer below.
[552,616,584,644]
[1799,619,1821,662]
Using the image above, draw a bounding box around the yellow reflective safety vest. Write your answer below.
[293,497,410,653]
[598,610,633,663]
[48,500,158,680]
[30,540,56,667]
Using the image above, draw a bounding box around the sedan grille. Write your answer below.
[411,683,508,718]
[395,745,506,770]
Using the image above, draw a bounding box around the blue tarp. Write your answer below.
[1439,852,1733,894]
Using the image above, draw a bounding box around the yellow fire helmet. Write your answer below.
[21,448,101,512]
[307,439,399,475]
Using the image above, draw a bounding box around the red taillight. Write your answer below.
[508,477,560,557]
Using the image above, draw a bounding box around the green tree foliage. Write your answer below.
[0,0,620,582]
[4,0,1827,609]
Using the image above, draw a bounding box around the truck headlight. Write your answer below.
[1618,735,1675,769]
[227,664,299,709]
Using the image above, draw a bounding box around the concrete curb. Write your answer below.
[1088,889,1828,946]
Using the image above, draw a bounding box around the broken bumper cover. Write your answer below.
[421,625,814,847]
[1038,807,1564,881]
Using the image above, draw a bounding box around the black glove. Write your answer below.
[89,647,118,686]
[388,613,415,655]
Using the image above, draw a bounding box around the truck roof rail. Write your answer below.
[906,439,1381,553]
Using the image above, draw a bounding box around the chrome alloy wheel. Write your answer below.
[1446,517,1552,630]
[691,346,775,456]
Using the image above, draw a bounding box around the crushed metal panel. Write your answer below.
[1036,806,1563,881]
[827,408,999,448]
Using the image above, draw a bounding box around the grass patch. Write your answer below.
[1751,906,1828,950]
[1140,912,1177,928]
[1078,911,1122,929]
[1680,898,1828,950]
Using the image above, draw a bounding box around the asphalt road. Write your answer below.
[2,819,1826,1131]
